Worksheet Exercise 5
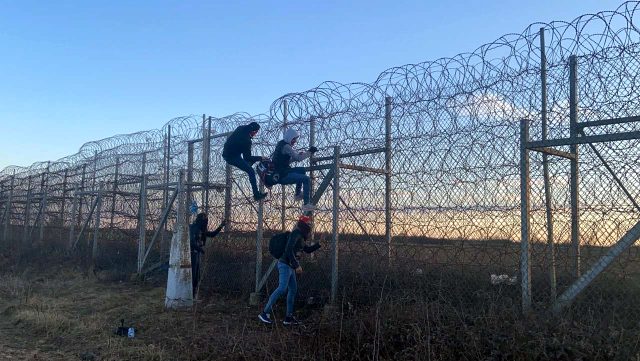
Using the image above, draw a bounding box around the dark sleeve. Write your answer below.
[241,139,262,164]
[303,243,320,254]
[205,227,222,239]
[284,232,301,269]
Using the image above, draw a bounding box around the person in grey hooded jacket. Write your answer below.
[271,128,318,212]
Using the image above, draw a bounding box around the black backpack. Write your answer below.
[256,160,280,188]
[268,232,291,258]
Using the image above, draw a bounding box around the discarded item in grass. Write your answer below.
[490,274,517,285]
[115,319,136,338]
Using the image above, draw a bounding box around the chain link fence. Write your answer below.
[1,2,640,320]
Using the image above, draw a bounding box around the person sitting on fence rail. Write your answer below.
[272,128,318,212]
[189,213,226,297]
[222,122,269,201]
[259,215,320,325]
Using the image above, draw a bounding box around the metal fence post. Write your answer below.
[224,163,232,235]
[23,176,32,245]
[39,187,47,243]
[281,100,288,232]
[309,115,316,243]
[92,184,104,262]
[68,187,78,250]
[540,28,557,301]
[385,96,393,266]
[250,183,265,305]
[331,146,341,304]
[569,55,581,278]
[138,176,147,273]
[2,175,14,242]
[110,157,120,229]
[520,119,532,313]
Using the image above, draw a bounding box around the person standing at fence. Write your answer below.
[259,215,320,325]
[190,213,226,297]
[272,128,318,212]
[222,122,268,201]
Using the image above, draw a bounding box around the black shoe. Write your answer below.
[283,315,300,326]
[258,312,273,324]
[254,192,268,201]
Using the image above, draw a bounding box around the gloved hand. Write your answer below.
[308,146,318,153]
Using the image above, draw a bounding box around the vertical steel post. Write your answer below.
[281,101,288,232]
[540,28,557,302]
[91,151,98,193]
[23,176,32,244]
[224,163,232,234]
[569,55,581,278]
[200,114,207,211]
[78,164,87,226]
[187,142,194,219]
[92,183,104,262]
[138,176,147,273]
[385,96,393,265]
[255,183,265,292]
[2,174,14,241]
[309,116,317,243]
[330,146,340,304]
[60,169,68,228]
[68,187,78,250]
[204,116,212,213]
[520,119,532,313]
[39,187,47,243]
[110,157,120,229]
[161,125,172,252]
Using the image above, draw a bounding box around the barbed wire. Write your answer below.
[0,2,639,311]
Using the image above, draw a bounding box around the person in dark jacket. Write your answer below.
[258,215,320,325]
[272,128,318,211]
[190,213,226,297]
[222,122,268,201]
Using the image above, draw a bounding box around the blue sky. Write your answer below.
[0,0,610,169]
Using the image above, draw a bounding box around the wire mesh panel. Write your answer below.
[0,2,638,321]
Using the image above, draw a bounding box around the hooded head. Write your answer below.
[283,128,300,145]
[296,215,312,238]
[195,212,208,230]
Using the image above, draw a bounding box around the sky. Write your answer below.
[0,0,613,169]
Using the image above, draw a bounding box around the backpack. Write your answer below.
[256,160,280,188]
[268,232,291,259]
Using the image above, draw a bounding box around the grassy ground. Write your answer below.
[2,245,640,360]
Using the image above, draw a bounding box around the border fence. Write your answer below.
[2,2,640,315]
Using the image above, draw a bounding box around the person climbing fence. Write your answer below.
[222,122,269,201]
[189,213,225,297]
[271,128,318,212]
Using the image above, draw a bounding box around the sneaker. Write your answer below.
[301,203,315,212]
[254,192,268,201]
[258,312,273,324]
[283,315,301,326]
[294,193,304,202]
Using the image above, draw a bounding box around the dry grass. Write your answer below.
[1,243,640,360]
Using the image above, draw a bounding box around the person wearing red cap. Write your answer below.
[259,215,320,325]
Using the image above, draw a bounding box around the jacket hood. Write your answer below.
[283,128,300,144]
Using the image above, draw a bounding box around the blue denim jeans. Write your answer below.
[279,167,310,204]
[263,261,298,316]
[224,155,259,196]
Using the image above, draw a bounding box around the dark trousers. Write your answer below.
[191,251,201,297]
[224,155,259,195]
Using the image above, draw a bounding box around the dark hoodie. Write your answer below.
[280,221,320,269]
[222,123,262,163]
[189,214,223,254]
